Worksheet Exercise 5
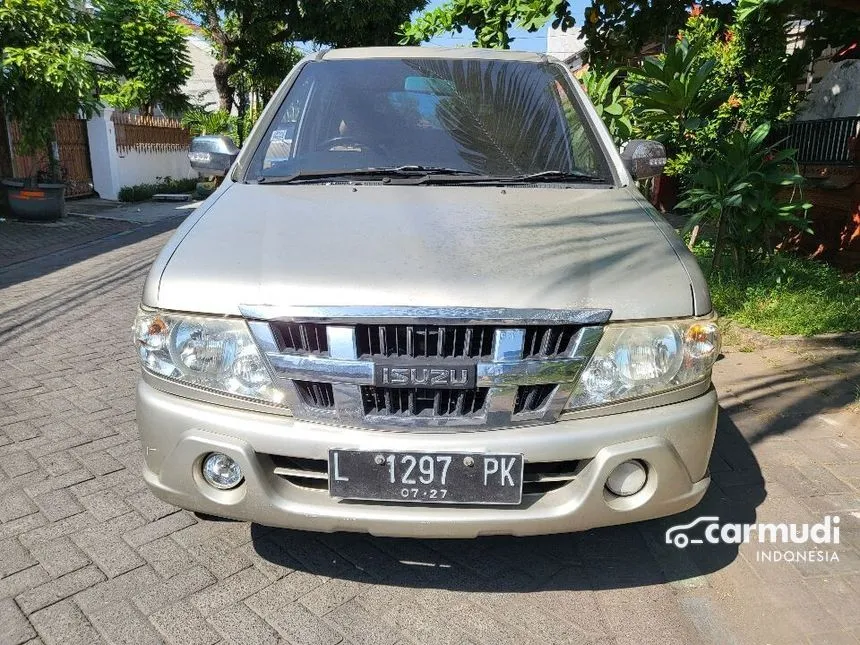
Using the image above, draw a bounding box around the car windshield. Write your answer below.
[247,57,612,183]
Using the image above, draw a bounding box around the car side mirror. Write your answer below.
[188,135,239,177]
[620,140,667,180]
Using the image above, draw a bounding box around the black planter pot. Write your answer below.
[1,178,66,221]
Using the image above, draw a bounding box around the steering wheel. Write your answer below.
[319,136,384,154]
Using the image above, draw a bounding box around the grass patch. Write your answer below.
[118,177,198,202]
[694,250,859,336]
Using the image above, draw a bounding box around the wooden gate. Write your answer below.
[7,116,94,198]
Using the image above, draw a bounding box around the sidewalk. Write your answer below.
[0,198,197,270]
[67,197,201,225]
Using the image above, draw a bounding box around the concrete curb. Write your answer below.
[720,318,860,350]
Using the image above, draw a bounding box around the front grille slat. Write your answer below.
[358,323,564,360]
[295,381,335,409]
[514,384,557,414]
[362,387,488,417]
[271,322,329,355]
[522,326,576,360]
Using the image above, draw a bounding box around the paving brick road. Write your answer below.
[1,218,858,645]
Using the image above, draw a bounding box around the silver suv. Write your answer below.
[134,47,720,538]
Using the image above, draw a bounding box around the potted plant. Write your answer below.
[0,0,100,220]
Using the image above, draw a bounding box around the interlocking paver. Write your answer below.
[138,536,195,579]
[267,602,344,645]
[29,536,90,578]
[72,525,146,578]
[32,489,85,522]
[87,601,164,645]
[1,209,859,645]
[207,602,281,645]
[15,564,107,614]
[150,600,221,645]
[0,538,37,578]
[133,564,218,616]
[28,598,105,645]
[190,566,271,616]
[0,597,37,644]
[0,566,50,601]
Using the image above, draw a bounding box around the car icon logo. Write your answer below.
[665,516,720,548]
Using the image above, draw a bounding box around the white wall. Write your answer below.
[116,148,196,190]
[183,35,220,109]
[546,26,586,69]
[86,107,196,200]
[797,60,860,121]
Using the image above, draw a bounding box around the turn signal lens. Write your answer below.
[684,321,720,361]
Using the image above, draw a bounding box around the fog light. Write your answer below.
[605,460,647,497]
[202,453,243,490]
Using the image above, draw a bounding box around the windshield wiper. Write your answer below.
[382,165,482,176]
[505,170,607,183]
[257,165,482,185]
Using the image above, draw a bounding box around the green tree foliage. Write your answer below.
[400,0,575,49]
[400,0,732,67]
[91,0,192,115]
[182,0,427,111]
[0,0,100,181]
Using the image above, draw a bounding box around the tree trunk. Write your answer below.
[213,60,235,112]
[711,211,726,275]
[44,139,61,184]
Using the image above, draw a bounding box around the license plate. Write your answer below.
[328,450,523,505]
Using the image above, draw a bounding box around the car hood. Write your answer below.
[147,183,704,320]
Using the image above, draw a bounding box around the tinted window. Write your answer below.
[251,58,609,180]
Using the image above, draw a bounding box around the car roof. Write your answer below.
[319,46,550,64]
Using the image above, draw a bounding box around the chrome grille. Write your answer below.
[242,305,611,431]
[361,386,488,417]
[356,324,494,359]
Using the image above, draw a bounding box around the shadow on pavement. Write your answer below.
[252,408,764,591]
[0,215,185,291]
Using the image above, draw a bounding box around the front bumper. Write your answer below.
[137,380,717,538]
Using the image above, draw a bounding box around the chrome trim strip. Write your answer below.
[264,353,589,387]
[247,320,279,354]
[476,358,588,386]
[240,305,612,325]
[273,467,327,480]
[266,353,374,384]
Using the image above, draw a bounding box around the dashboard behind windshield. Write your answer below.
[247,57,612,182]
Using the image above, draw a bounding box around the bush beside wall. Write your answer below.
[118,176,197,202]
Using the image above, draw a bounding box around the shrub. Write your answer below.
[676,122,811,274]
[118,176,197,202]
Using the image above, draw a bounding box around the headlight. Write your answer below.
[566,318,720,409]
[133,307,286,406]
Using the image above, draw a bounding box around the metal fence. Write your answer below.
[770,116,860,165]
[111,112,191,153]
